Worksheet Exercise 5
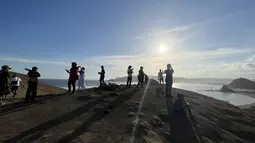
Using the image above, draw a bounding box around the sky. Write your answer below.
[1,0,255,79]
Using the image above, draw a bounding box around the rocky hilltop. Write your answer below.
[1,79,255,143]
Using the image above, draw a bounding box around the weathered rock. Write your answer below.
[220,85,234,92]
[126,120,151,135]
[151,116,164,127]
[128,112,135,117]
[139,112,145,117]
[109,92,120,97]
[150,79,160,85]
[158,110,169,122]
[141,130,164,143]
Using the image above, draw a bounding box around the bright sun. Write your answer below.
[158,44,167,53]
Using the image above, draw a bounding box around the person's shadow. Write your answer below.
[3,98,103,143]
[165,93,202,143]
[0,93,65,116]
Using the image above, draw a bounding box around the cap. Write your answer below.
[2,65,11,70]
[32,66,38,70]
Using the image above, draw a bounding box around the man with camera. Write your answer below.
[126,65,133,87]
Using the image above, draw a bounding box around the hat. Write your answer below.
[32,66,38,70]
[2,65,11,70]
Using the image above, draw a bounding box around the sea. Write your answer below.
[40,79,255,106]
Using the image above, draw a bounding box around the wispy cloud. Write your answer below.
[133,26,190,40]
[133,10,247,40]
[0,57,70,66]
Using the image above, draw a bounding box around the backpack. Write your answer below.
[12,80,18,85]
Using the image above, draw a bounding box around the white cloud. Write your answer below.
[1,47,255,79]
[0,57,70,66]
[133,25,190,40]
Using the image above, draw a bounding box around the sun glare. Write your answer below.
[158,44,167,53]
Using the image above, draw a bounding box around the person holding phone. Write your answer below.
[126,65,133,87]
[164,64,174,96]
[66,62,78,94]
[25,66,41,103]
[98,66,105,88]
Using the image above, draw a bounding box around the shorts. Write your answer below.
[11,86,19,91]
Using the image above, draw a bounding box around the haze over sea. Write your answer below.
[40,79,255,106]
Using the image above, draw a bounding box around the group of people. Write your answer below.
[126,64,174,96]
[126,65,149,88]
[0,65,41,105]
[65,62,86,94]
[65,62,106,94]
[0,62,174,105]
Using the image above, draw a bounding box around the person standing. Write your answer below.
[158,69,164,84]
[137,66,145,88]
[25,67,41,103]
[66,62,78,94]
[164,64,174,96]
[10,74,24,97]
[144,74,149,84]
[98,66,105,88]
[126,65,133,87]
[0,65,11,105]
[78,67,86,90]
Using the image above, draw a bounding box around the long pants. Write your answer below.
[165,81,173,96]
[78,77,85,90]
[99,76,105,88]
[137,77,144,88]
[126,77,132,87]
[25,83,38,102]
[68,79,76,93]
[159,78,164,84]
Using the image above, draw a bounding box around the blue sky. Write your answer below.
[1,0,255,79]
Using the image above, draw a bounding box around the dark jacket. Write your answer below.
[27,71,41,84]
[0,71,10,91]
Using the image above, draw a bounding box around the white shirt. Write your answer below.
[12,77,22,86]
[127,69,133,77]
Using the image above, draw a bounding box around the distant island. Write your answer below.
[220,78,255,94]
[109,76,234,85]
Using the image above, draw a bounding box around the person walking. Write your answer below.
[25,67,41,103]
[10,74,24,97]
[98,66,105,88]
[158,69,164,84]
[66,62,78,94]
[164,64,174,96]
[0,65,11,105]
[137,66,145,88]
[126,65,133,87]
[78,67,86,90]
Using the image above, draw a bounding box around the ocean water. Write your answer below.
[173,83,255,106]
[39,79,255,106]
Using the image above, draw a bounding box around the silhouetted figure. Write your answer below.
[137,66,145,88]
[98,66,105,88]
[25,67,41,103]
[164,64,174,96]
[0,65,11,105]
[126,65,133,87]
[10,74,24,97]
[174,93,188,116]
[78,67,86,90]
[66,62,78,94]
[145,74,149,84]
[158,69,164,84]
